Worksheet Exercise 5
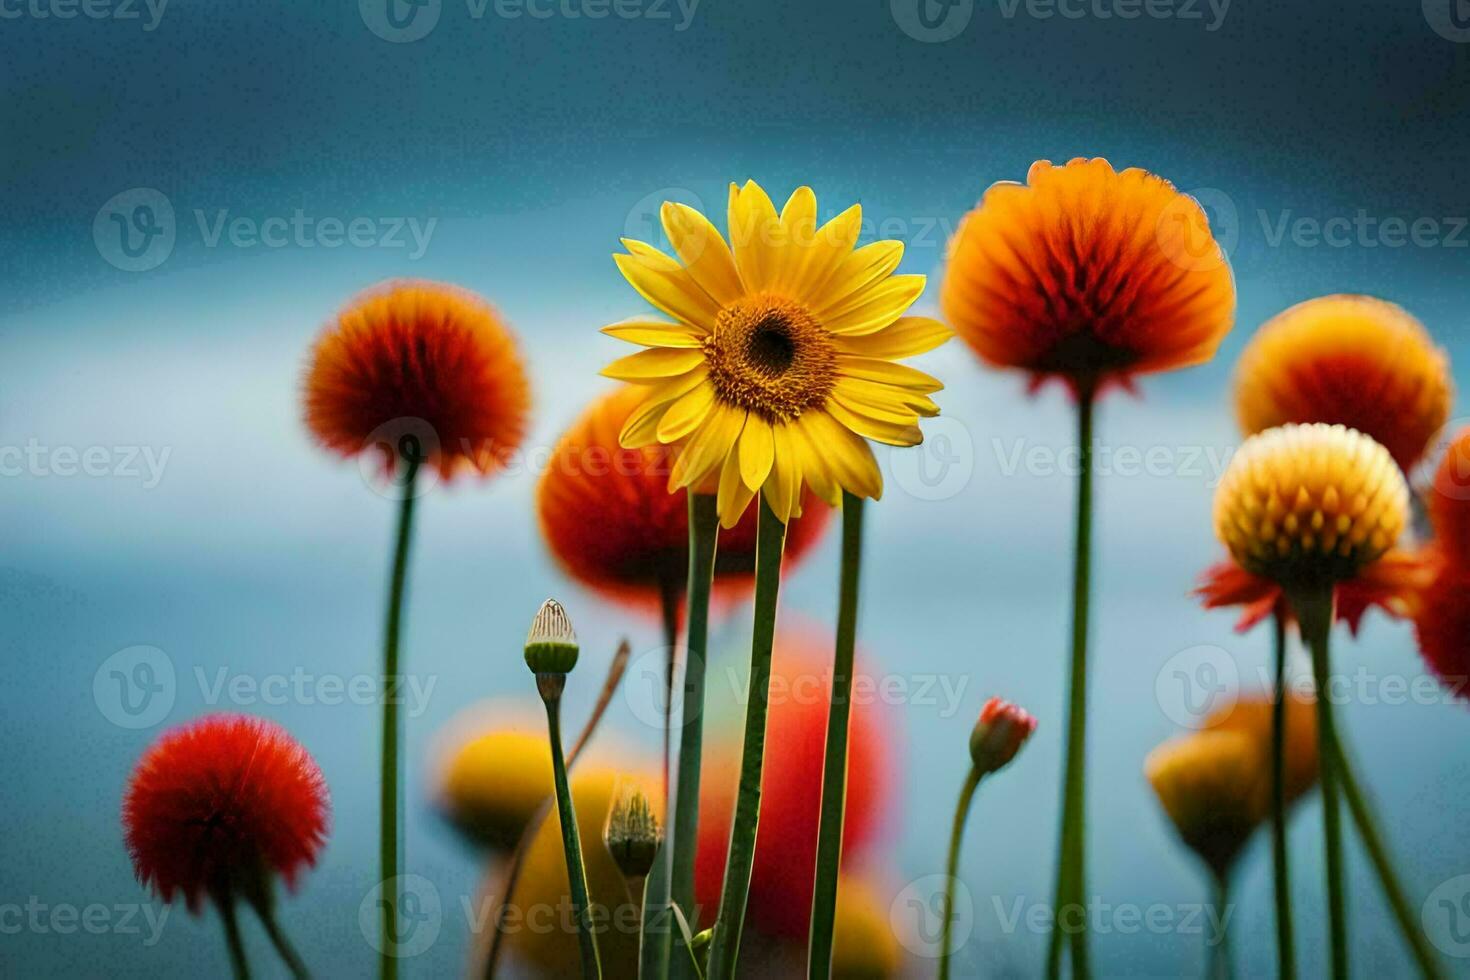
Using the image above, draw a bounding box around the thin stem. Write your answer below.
[244,888,310,979]
[630,875,651,980]
[1209,874,1233,980]
[483,641,632,980]
[670,493,720,980]
[216,893,251,980]
[641,576,681,980]
[705,493,787,980]
[1293,587,1346,980]
[1270,612,1296,980]
[379,458,419,980]
[939,767,983,980]
[1333,736,1447,979]
[543,693,604,980]
[808,491,866,980]
[1049,388,1094,979]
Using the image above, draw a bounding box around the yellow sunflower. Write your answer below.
[600,181,953,528]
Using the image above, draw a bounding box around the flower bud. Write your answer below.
[969,697,1037,776]
[603,781,662,880]
[525,598,579,676]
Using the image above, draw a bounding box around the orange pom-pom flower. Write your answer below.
[1413,566,1470,700]
[1233,295,1451,472]
[537,385,832,609]
[303,279,531,481]
[942,157,1236,396]
[1428,426,1470,568]
[123,713,330,912]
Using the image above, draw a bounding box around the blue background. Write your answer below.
[4,0,1470,975]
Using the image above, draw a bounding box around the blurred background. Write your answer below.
[4,0,1470,975]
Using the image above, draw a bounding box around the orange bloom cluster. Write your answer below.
[1415,427,1470,699]
[942,158,1236,396]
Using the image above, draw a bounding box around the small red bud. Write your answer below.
[969,697,1037,775]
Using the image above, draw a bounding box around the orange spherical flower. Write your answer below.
[303,279,531,481]
[123,714,330,912]
[1428,426,1470,567]
[942,158,1236,396]
[694,632,894,938]
[1233,295,1452,472]
[1413,565,1470,700]
[537,385,831,608]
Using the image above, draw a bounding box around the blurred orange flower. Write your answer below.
[536,385,831,609]
[1427,426,1470,568]
[303,279,531,480]
[1233,295,1451,472]
[1412,565,1470,701]
[942,157,1235,396]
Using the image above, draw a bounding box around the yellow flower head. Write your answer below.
[1205,692,1318,806]
[1145,730,1263,878]
[435,727,552,852]
[1214,423,1409,590]
[1233,295,1452,471]
[601,181,953,528]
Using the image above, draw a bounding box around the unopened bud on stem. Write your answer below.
[969,697,1037,776]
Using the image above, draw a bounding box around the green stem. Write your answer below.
[1270,612,1296,980]
[807,491,865,980]
[1333,737,1447,979]
[705,493,787,980]
[1209,874,1233,980]
[1048,388,1094,979]
[379,458,418,980]
[641,577,681,980]
[670,493,720,980]
[543,691,603,980]
[1293,587,1346,980]
[630,875,650,980]
[244,887,310,979]
[216,893,252,980]
[939,767,983,980]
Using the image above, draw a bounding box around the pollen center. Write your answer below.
[706,294,837,423]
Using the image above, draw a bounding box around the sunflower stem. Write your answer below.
[1048,388,1094,979]
[706,493,787,980]
[216,892,252,980]
[641,574,681,980]
[939,766,983,980]
[1270,611,1296,980]
[1292,586,1347,980]
[379,456,418,980]
[670,494,720,980]
[807,491,865,980]
[541,687,603,980]
[1332,735,1447,979]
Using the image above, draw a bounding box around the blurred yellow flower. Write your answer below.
[601,180,952,528]
[831,876,901,980]
[435,727,552,852]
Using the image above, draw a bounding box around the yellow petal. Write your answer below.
[803,410,883,499]
[823,275,927,336]
[816,240,904,313]
[729,181,783,294]
[792,417,841,507]
[836,356,944,392]
[669,404,744,491]
[765,423,803,523]
[657,382,717,443]
[796,204,863,299]
[660,202,743,306]
[833,316,953,359]
[601,318,707,348]
[739,413,775,491]
[602,347,707,381]
[617,370,708,446]
[831,378,927,420]
[614,249,721,328]
[826,395,924,446]
[717,434,757,528]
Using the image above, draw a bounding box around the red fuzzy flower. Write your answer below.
[123,714,330,912]
[1414,565,1470,701]
[537,386,832,610]
[303,280,531,481]
[693,631,893,938]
